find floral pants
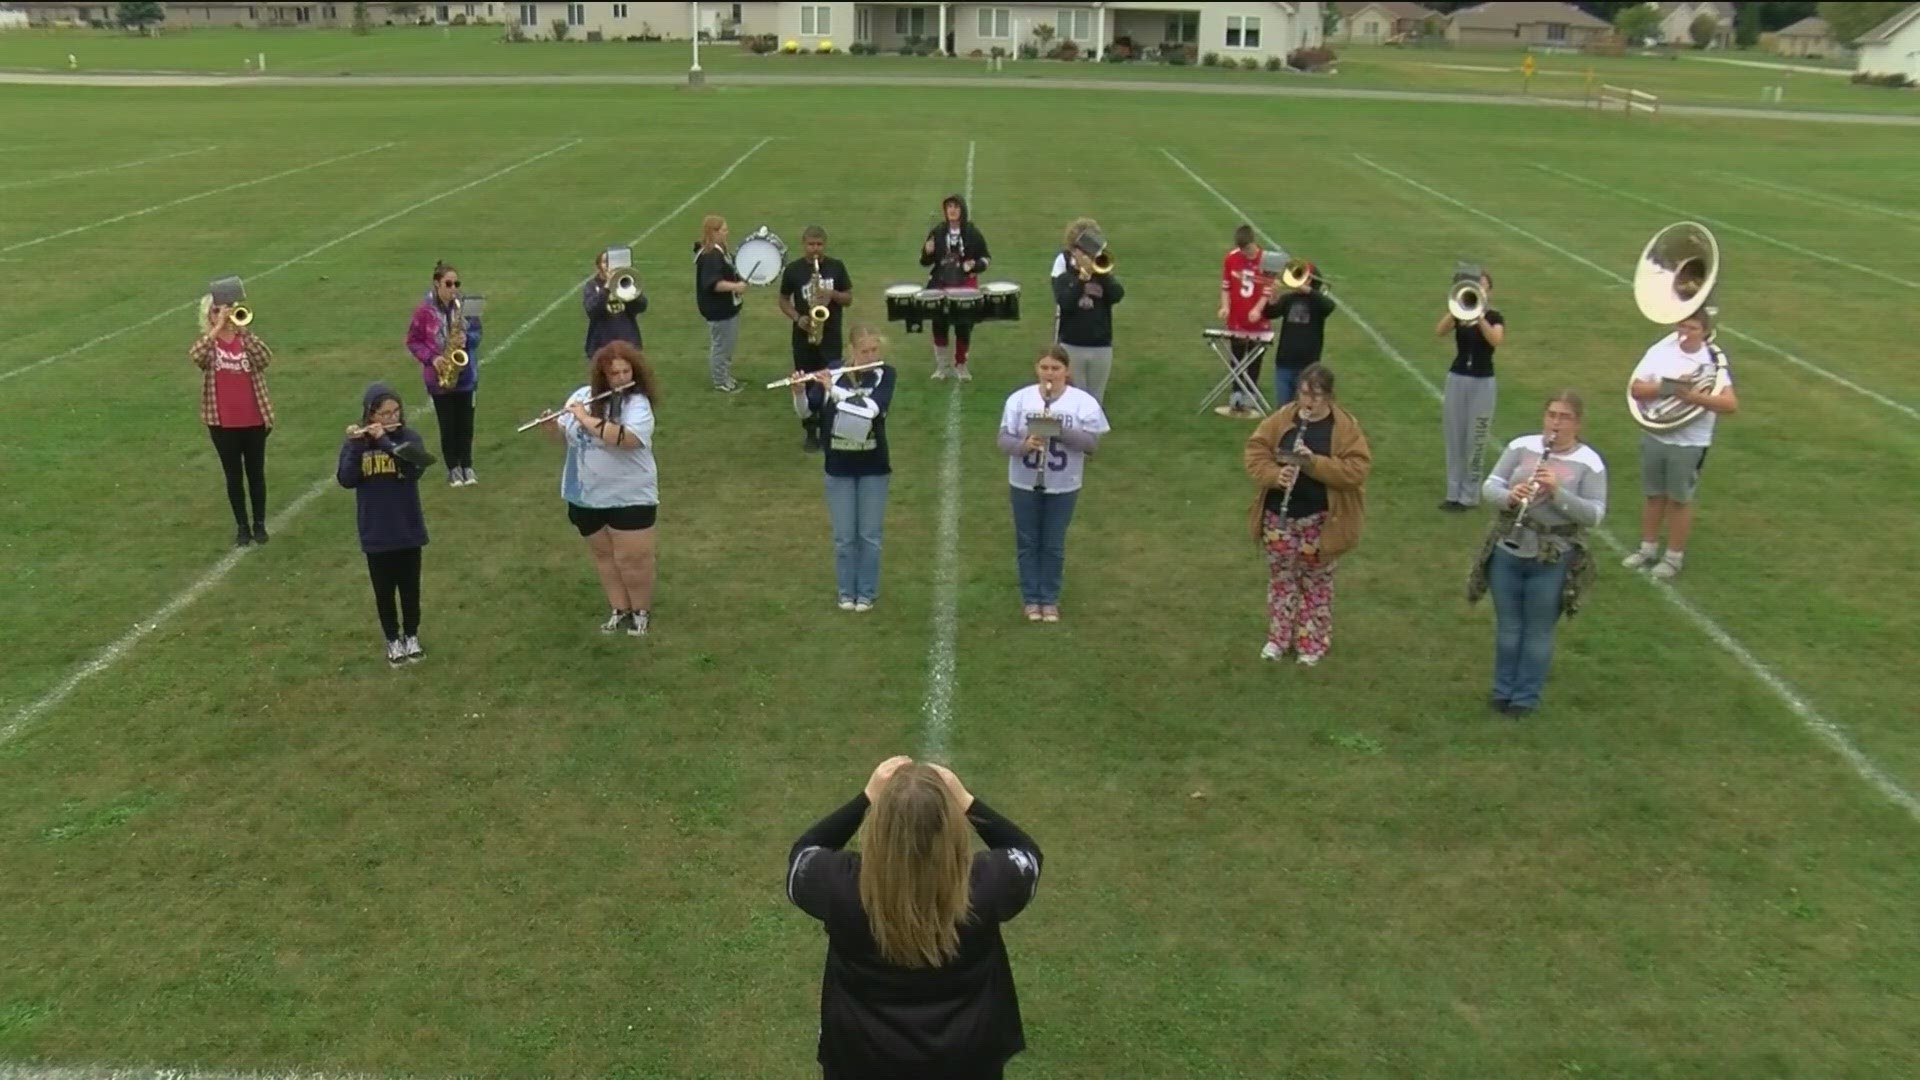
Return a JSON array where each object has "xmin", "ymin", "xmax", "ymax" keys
[{"xmin": 1262, "ymin": 510, "xmax": 1336, "ymax": 659}]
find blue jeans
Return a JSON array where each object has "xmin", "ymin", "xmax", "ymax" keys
[
  {"xmin": 1488, "ymin": 546, "xmax": 1572, "ymax": 710},
  {"xmin": 825, "ymin": 473, "xmax": 888, "ymax": 602},
  {"xmin": 1273, "ymin": 366, "xmax": 1300, "ymax": 408},
  {"xmin": 1009, "ymin": 486, "xmax": 1079, "ymax": 605}
]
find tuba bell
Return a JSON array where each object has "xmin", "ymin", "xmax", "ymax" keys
[
  {"xmin": 1627, "ymin": 221, "xmax": 1729, "ymax": 434},
  {"xmin": 1447, "ymin": 262, "xmax": 1486, "ymax": 324}
]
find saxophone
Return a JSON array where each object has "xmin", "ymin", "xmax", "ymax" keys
[
  {"xmin": 435, "ymin": 298, "xmax": 470, "ymax": 390},
  {"xmin": 804, "ymin": 258, "xmax": 830, "ymax": 347}
]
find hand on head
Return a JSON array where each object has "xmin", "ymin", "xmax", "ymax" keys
[{"xmin": 864, "ymin": 755, "xmax": 973, "ymax": 809}]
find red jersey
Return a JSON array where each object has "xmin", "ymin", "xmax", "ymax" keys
[{"xmin": 1221, "ymin": 247, "xmax": 1271, "ymax": 332}]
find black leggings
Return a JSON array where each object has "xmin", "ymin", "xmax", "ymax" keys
[
  {"xmin": 824, "ymin": 1066, "xmax": 1001, "ymax": 1080},
  {"xmin": 931, "ymin": 314, "xmax": 974, "ymax": 350},
  {"xmin": 431, "ymin": 391, "xmax": 475, "ymax": 470},
  {"xmin": 208, "ymin": 425, "xmax": 267, "ymax": 529},
  {"xmin": 365, "ymin": 547, "xmax": 423, "ymax": 641}
]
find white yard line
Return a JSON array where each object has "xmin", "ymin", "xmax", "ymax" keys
[
  {"xmin": 0, "ymin": 137, "xmax": 771, "ymax": 747},
  {"xmin": 1719, "ymin": 172, "xmax": 1920, "ymax": 229},
  {"xmin": 1350, "ymin": 154, "xmax": 1920, "ymax": 424},
  {"xmin": 1531, "ymin": 163, "xmax": 1919, "ymax": 290},
  {"xmin": 0, "ymin": 143, "xmax": 395, "ymax": 254},
  {"xmin": 1166, "ymin": 148, "xmax": 1920, "ymax": 827},
  {"xmin": 0, "ymin": 139, "xmax": 583, "ymax": 385},
  {"xmin": 919, "ymin": 141, "xmax": 973, "ymax": 763},
  {"xmin": 0, "ymin": 145, "xmax": 219, "ymax": 192},
  {"xmin": 0, "ymin": 1068, "xmax": 400, "ymax": 1080}
]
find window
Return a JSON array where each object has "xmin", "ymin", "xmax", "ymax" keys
[
  {"xmin": 800, "ymin": 4, "xmax": 830, "ymax": 36},
  {"xmin": 612, "ymin": 2, "xmax": 628, "ymax": 17},
  {"xmin": 895, "ymin": 7, "xmax": 927, "ymax": 37},
  {"xmin": 1164, "ymin": 12, "xmax": 1197, "ymax": 44},
  {"xmin": 977, "ymin": 7, "xmax": 1010, "ymax": 39},
  {"xmin": 1225, "ymin": 14, "xmax": 1261, "ymax": 49},
  {"xmin": 436, "ymin": 4, "xmax": 448, "ymax": 21},
  {"xmin": 1056, "ymin": 8, "xmax": 1093, "ymax": 42},
  {"xmin": 1545, "ymin": 22, "xmax": 1567, "ymax": 42},
  {"xmin": 464, "ymin": 3, "xmax": 475, "ymax": 15},
  {"xmin": 567, "ymin": 3, "xmax": 585, "ymax": 27},
  {"xmin": 295, "ymin": 5, "xmax": 310, "ymax": 21},
  {"xmin": 519, "ymin": 3, "xmax": 536, "ymax": 27}
]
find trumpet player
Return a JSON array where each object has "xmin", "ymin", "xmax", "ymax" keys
[
  {"xmin": 584, "ymin": 245, "xmax": 648, "ymax": 368},
  {"xmin": 336, "ymin": 383, "xmax": 433, "ymax": 668},
  {"xmin": 190, "ymin": 279, "xmax": 276, "ymax": 549},
  {"xmin": 405, "ymin": 261, "xmax": 482, "ymax": 486},
  {"xmin": 778, "ymin": 225, "xmax": 854, "ymax": 452},
  {"xmin": 1242, "ymin": 365, "xmax": 1371, "ymax": 666},
  {"xmin": 1435, "ymin": 268, "xmax": 1506, "ymax": 511},
  {"xmin": 1049, "ymin": 217, "xmax": 1124, "ymax": 404},
  {"xmin": 1469, "ymin": 392, "xmax": 1607, "ymax": 717},
  {"xmin": 1623, "ymin": 310, "xmax": 1737, "ymax": 581}
]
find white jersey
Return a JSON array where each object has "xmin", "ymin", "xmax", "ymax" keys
[
  {"xmin": 1631, "ymin": 331, "xmax": 1730, "ymax": 448},
  {"xmin": 999, "ymin": 383, "xmax": 1110, "ymax": 493}
]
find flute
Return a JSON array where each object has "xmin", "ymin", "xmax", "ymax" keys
[
  {"xmin": 345, "ymin": 421, "xmax": 395, "ymax": 440},
  {"xmin": 516, "ymin": 384, "xmax": 630, "ymax": 433},
  {"xmin": 765, "ymin": 361, "xmax": 883, "ymax": 389}
]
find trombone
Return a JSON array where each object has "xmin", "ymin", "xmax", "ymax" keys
[
  {"xmin": 1279, "ymin": 258, "xmax": 1314, "ymax": 291},
  {"xmin": 605, "ymin": 245, "xmax": 641, "ymax": 315},
  {"xmin": 515, "ymin": 383, "xmax": 632, "ymax": 432},
  {"xmin": 1069, "ymin": 229, "xmax": 1114, "ymax": 281},
  {"xmin": 228, "ymin": 304, "xmax": 254, "ymax": 327}
]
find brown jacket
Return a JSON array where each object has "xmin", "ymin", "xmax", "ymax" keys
[{"xmin": 1243, "ymin": 403, "xmax": 1372, "ymax": 563}]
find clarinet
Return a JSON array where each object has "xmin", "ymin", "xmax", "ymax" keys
[
  {"xmin": 1032, "ymin": 385, "xmax": 1053, "ymax": 495},
  {"xmin": 1505, "ymin": 434, "xmax": 1554, "ymax": 542},
  {"xmin": 1275, "ymin": 422, "xmax": 1307, "ymax": 519}
]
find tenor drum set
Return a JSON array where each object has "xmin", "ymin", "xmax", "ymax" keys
[{"xmin": 884, "ymin": 280, "xmax": 1022, "ymax": 332}]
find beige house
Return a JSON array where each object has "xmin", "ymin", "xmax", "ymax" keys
[
  {"xmin": 1331, "ymin": 1, "xmax": 1432, "ymax": 45},
  {"xmin": 1650, "ymin": 1, "xmax": 1732, "ymax": 49},
  {"xmin": 1444, "ymin": 1, "xmax": 1609, "ymax": 48},
  {"xmin": 24, "ymin": 4, "xmax": 431, "ymax": 28},
  {"xmin": 1853, "ymin": 2, "xmax": 1920, "ymax": 82},
  {"xmin": 1771, "ymin": 15, "xmax": 1839, "ymax": 59}
]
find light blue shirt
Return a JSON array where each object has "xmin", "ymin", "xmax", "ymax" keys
[{"xmin": 559, "ymin": 386, "xmax": 657, "ymax": 508}]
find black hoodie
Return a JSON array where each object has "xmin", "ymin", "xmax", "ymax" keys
[
  {"xmin": 335, "ymin": 382, "xmax": 431, "ymax": 554},
  {"xmin": 920, "ymin": 194, "xmax": 991, "ymax": 288}
]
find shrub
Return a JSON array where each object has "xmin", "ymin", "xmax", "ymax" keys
[
  {"xmin": 1237, "ymin": 56, "xmax": 1259, "ymax": 69},
  {"xmin": 816, "ymin": 40, "xmax": 833, "ymax": 53},
  {"xmin": 1287, "ymin": 45, "xmax": 1337, "ymax": 70},
  {"xmin": 1201, "ymin": 51, "xmax": 1221, "ymax": 66},
  {"xmin": 550, "ymin": 18, "xmax": 567, "ymax": 41},
  {"xmin": 989, "ymin": 45, "xmax": 1007, "ymax": 59},
  {"xmin": 744, "ymin": 33, "xmax": 776, "ymax": 53},
  {"xmin": 449, "ymin": 12, "xmax": 465, "ymax": 25},
  {"xmin": 968, "ymin": 48, "xmax": 984, "ymax": 58},
  {"xmin": 781, "ymin": 38, "xmax": 799, "ymax": 53},
  {"xmin": 1018, "ymin": 43, "xmax": 1039, "ymax": 59},
  {"xmin": 1265, "ymin": 55, "xmax": 1284, "ymax": 71},
  {"xmin": 1159, "ymin": 41, "xmax": 1196, "ymax": 65}
]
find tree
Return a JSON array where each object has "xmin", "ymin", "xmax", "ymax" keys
[
  {"xmin": 351, "ymin": 0, "xmax": 371, "ymax": 35},
  {"xmin": 1736, "ymin": 3, "xmax": 1761, "ymax": 48},
  {"xmin": 1689, "ymin": 11, "xmax": 1719, "ymax": 47},
  {"xmin": 1817, "ymin": 1, "xmax": 1907, "ymax": 48},
  {"xmin": 1614, "ymin": 4, "xmax": 1662, "ymax": 46},
  {"xmin": 118, "ymin": 1, "xmax": 163, "ymax": 30}
]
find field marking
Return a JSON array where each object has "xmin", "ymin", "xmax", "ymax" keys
[
  {"xmin": 919, "ymin": 141, "xmax": 972, "ymax": 764},
  {"xmin": 0, "ymin": 137, "xmax": 770, "ymax": 747},
  {"xmin": 0, "ymin": 143, "xmax": 395, "ymax": 254},
  {"xmin": 0, "ymin": 145, "xmax": 219, "ymax": 192},
  {"xmin": 1531, "ymin": 163, "xmax": 1920, "ymax": 290},
  {"xmin": 1350, "ymin": 154, "xmax": 1920, "ymax": 424},
  {"xmin": 1165, "ymin": 149, "xmax": 1920, "ymax": 827},
  {"xmin": 0, "ymin": 139, "xmax": 584, "ymax": 385},
  {"xmin": 1719, "ymin": 172, "xmax": 1920, "ymax": 229},
  {"xmin": 0, "ymin": 1067, "xmax": 398, "ymax": 1080}
]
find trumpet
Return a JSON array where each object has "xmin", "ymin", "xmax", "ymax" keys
[
  {"xmin": 515, "ymin": 383, "xmax": 632, "ymax": 432},
  {"xmin": 766, "ymin": 361, "xmax": 883, "ymax": 390},
  {"xmin": 804, "ymin": 258, "xmax": 830, "ymax": 346}
]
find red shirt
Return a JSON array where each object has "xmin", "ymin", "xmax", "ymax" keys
[
  {"xmin": 211, "ymin": 337, "xmax": 266, "ymax": 429},
  {"xmin": 1222, "ymin": 247, "xmax": 1271, "ymax": 333}
]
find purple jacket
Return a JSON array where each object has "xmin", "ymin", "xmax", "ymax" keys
[{"xmin": 405, "ymin": 292, "xmax": 481, "ymax": 395}]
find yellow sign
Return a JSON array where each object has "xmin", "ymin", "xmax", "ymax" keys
[{"xmin": 1522, "ymin": 54, "xmax": 1536, "ymax": 77}]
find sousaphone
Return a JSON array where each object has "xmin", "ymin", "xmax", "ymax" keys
[{"xmin": 1628, "ymin": 222, "xmax": 1729, "ymax": 434}]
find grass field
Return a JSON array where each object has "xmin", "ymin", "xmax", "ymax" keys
[
  {"xmin": 3, "ymin": 69, "xmax": 1920, "ymax": 1080},
  {"xmin": 2, "ymin": 27, "xmax": 1918, "ymax": 117}
]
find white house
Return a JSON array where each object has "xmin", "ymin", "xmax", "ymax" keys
[
  {"xmin": 1853, "ymin": 2, "xmax": 1920, "ymax": 82},
  {"xmin": 1651, "ymin": 1, "xmax": 1733, "ymax": 49}
]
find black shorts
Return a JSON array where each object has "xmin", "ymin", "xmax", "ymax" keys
[{"xmin": 567, "ymin": 502, "xmax": 657, "ymax": 536}]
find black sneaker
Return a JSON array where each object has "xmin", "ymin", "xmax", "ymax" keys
[
  {"xmin": 234, "ymin": 526, "xmax": 252, "ymax": 548},
  {"xmin": 251, "ymin": 523, "xmax": 269, "ymax": 545}
]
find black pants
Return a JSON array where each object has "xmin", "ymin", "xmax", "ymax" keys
[
  {"xmin": 931, "ymin": 314, "xmax": 974, "ymax": 351},
  {"xmin": 208, "ymin": 424, "xmax": 268, "ymax": 529},
  {"xmin": 365, "ymin": 547, "xmax": 423, "ymax": 641},
  {"xmin": 431, "ymin": 391, "xmax": 475, "ymax": 470},
  {"xmin": 1231, "ymin": 336, "xmax": 1265, "ymax": 390},
  {"xmin": 823, "ymin": 1067, "xmax": 1002, "ymax": 1080}
]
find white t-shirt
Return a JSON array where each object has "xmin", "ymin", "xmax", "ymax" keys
[
  {"xmin": 1631, "ymin": 331, "xmax": 1729, "ymax": 447},
  {"xmin": 999, "ymin": 383, "xmax": 1110, "ymax": 493},
  {"xmin": 558, "ymin": 386, "xmax": 658, "ymax": 508}
]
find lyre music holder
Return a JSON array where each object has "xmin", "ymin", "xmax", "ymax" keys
[{"xmin": 1197, "ymin": 328, "xmax": 1275, "ymax": 417}]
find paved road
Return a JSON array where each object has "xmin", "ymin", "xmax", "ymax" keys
[{"xmin": 3, "ymin": 68, "xmax": 1918, "ymax": 126}]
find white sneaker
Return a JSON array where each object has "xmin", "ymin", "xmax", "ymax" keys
[
  {"xmin": 853, "ymin": 600, "xmax": 873, "ymax": 613},
  {"xmin": 627, "ymin": 610, "xmax": 650, "ymax": 637},
  {"xmin": 448, "ymin": 468, "xmax": 463, "ymax": 487},
  {"xmin": 385, "ymin": 639, "xmax": 406, "ymax": 667},
  {"xmin": 1622, "ymin": 547, "xmax": 1660, "ymax": 570},
  {"xmin": 1260, "ymin": 642, "xmax": 1283, "ymax": 661},
  {"xmin": 930, "ymin": 366, "xmax": 950, "ymax": 380},
  {"xmin": 1296, "ymin": 653, "xmax": 1321, "ymax": 667},
  {"xmin": 402, "ymin": 635, "xmax": 424, "ymax": 661},
  {"xmin": 461, "ymin": 467, "xmax": 477, "ymax": 485},
  {"xmin": 954, "ymin": 366, "xmax": 972, "ymax": 382},
  {"xmin": 1650, "ymin": 558, "xmax": 1681, "ymax": 581},
  {"xmin": 601, "ymin": 609, "xmax": 627, "ymax": 633},
  {"xmin": 838, "ymin": 598, "xmax": 856, "ymax": 611}
]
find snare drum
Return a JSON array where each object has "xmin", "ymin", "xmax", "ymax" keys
[
  {"xmin": 734, "ymin": 226, "xmax": 788, "ymax": 287},
  {"xmin": 913, "ymin": 288, "xmax": 949, "ymax": 318},
  {"xmin": 943, "ymin": 287, "xmax": 984, "ymax": 319},
  {"xmin": 884, "ymin": 283, "xmax": 923, "ymax": 325},
  {"xmin": 981, "ymin": 281, "xmax": 1021, "ymax": 322}
]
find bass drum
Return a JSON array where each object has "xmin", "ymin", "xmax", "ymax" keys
[
  {"xmin": 734, "ymin": 226, "xmax": 788, "ymax": 287},
  {"xmin": 981, "ymin": 280, "xmax": 1021, "ymax": 322}
]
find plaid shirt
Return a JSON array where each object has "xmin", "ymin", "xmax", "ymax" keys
[{"xmin": 191, "ymin": 330, "xmax": 275, "ymax": 429}]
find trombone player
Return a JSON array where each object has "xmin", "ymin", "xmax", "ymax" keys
[
  {"xmin": 583, "ymin": 244, "xmax": 648, "ymax": 374},
  {"xmin": 1050, "ymin": 217, "xmax": 1125, "ymax": 404},
  {"xmin": 1434, "ymin": 264, "xmax": 1506, "ymax": 511}
]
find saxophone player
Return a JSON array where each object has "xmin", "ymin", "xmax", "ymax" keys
[
  {"xmin": 405, "ymin": 261, "xmax": 482, "ymax": 487},
  {"xmin": 778, "ymin": 225, "xmax": 854, "ymax": 452}
]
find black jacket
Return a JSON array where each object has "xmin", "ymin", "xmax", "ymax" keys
[
  {"xmin": 1051, "ymin": 250, "xmax": 1125, "ymax": 347},
  {"xmin": 693, "ymin": 244, "xmax": 744, "ymax": 323},
  {"xmin": 787, "ymin": 793, "xmax": 1043, "ymax": 1079},
  {"xmin": 920, "ymin": 194, "xmax": 991, "ymax": 288},
  {"xmin": 582, "ymin": 276, "xmax": 647, "ymax": 359}
]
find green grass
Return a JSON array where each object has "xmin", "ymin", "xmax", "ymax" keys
[
  {"xmin": 2, "ymin": 80, "xmax": 1920, "ymax": 1079},
  {"xmin": 2, "ymin": 27, "xmax": 1917, "ymax": 116}
]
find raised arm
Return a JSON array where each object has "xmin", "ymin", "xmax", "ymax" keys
[
  {"xmin": 968, "ymin": 798, "xmax": 1044, "ymax": 922},
  {"xmin": 785, "ymin": 792, "xmax": 869, "ymax": 921}
]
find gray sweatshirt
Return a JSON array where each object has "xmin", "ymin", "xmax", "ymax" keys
[{"xmin": 1481, "ymin": 434, "xmax": 1608, "ymax": 559}]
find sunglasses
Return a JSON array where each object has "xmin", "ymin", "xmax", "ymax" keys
[{"xmin": 443, "ymin": 280, "xmax": 461, "ymax": 288}]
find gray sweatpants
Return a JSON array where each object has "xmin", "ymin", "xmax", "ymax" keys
[
  {"xmin": 707, "ymin": 315, "xmax": 740, "ymax": 387},
  {"xmin": 1443, "ymin": 372, "xmax": 1497, "ymax": 505},
  {"xmin": 1062, "ymin": 343, "xmax": 1113, "ymax": 404}
]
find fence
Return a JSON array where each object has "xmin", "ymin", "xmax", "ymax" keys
[{"xmin": 1590, "ymin": 83, "xmax": 1660, "ymax": 117}]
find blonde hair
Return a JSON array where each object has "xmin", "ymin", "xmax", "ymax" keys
[
  {"xmin": 699, "ymin": 214, "xmax": 726, "ymax": 249},
  {"xmin": 1546, "ymin": 389, "xmax": 1586, "ymax": 420},
  {"xmin": 196, "ymin": 294, "xmax": 213, "ymax": 328},
  {"xmin": 858, "ymin": 764, "xmax": 974, "ymax": 969},
  {"xmin": 850, "ymin": 325, "xmax": 888, "ymax": 353},
  {"xmin": 1063, "ymin": 217, "xmax": 1100, "ymax": 248}
]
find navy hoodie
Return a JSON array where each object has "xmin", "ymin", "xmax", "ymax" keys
[{"xmin": 336, "ymin": 382, "xmax": 430, "ymax": 554}]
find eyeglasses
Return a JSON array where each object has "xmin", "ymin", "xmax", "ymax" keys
[{"xmin": 443, "ymin": 281, "xmax": 461, "ymax": 288}]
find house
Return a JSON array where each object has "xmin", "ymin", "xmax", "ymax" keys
[
  {"xmin": 1651, "ymin": 1, "xmax": 1733, "ymax": 49},
  {"xmin": 24, "ymin": 4, "xmax": 432, "ymax": 28},
  {"xmin": 1331, "ymin": 1, "xmax": 1433, "ymax": 45},
  {"xmin": 1444, "ymin": 1, "xmax": 1609, "ymax": 49},
  {"xmin": 1853, "ymin": 2, "xmax": 1920, "ymax": 82},
  {"xmin": 1771, "ymin": 15, "xmax": 1840, "ymax": 59}
]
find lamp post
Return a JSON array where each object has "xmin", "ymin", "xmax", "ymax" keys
[{"xmin": 688, "ymin": 1, "xmax": 705, "ymax": 87}]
